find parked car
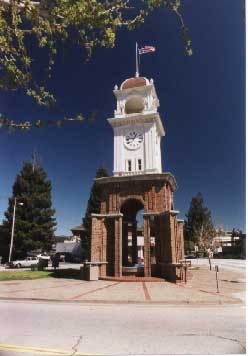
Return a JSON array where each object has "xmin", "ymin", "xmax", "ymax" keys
[
  {"xmin": 37, "ymin": 254, "xmax": 51, "ymax": 262},
  {"xmin": 59, "ymin": 254, "xmax": 65, "ymax": 262},
  {"xmin": 184, "ymin": 254, "xmax": 196, "ymax": 259},
  {"xmin": 11, "ymin": 256, "xmax": 39, "ymax": 268}
]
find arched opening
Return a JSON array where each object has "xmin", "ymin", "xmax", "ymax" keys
[
  {"xmin": 136, "ymin": 211, "xmax": 156, "ymax": 266},
  {"xmin": 125, "ymin": 96, "xmax": 144, "ymax": 114},
  {"xmin": 136, "ymin": 210, "xmax": 145, "ymax": 263},
  {"xmin": 121, "ymin": 198, "xmax": 144, "ymax": 221},
  {"xmin": 120, "ymin": 198, "xmax": 145, "ymax": 275}
]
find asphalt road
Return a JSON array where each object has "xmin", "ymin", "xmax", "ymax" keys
[
  {"xmin": 191, "ymin": 258, "xmax": 246, "ymax": 271},
  {"xmin": 0, "ymin": 300, "xmax": 245, "ymax": 355}
]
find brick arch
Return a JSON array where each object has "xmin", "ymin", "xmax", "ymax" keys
[
  {"xmin": 119, "ymin": 195, "xmax": 145, "ymax": 211},
  {"xmin": 120, "ymin": 197, "xmax": 145, "ymax": 222}
]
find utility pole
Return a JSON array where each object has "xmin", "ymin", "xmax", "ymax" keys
[{"xmin": 9, "ymin": 198, "xmax": 23, "ymax": 263}]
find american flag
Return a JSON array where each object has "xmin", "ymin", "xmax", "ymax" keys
[{"xmin": 138, "ymin": 46, "xmax": 156, "ymax": 55}]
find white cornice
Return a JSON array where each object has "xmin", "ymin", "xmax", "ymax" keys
[
  {"xmin": 91, "ymin": 213, "xmax": 123, "ymax": 218},
  {"xmin": 107, "ymin": 112, "xmax": 165, "ymax": 136},
  {"xmin": 170, "ymin": 210, "xmax": 180, "ymax": 215}
]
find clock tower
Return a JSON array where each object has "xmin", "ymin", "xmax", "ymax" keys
[
  {"xmin": 89, "ymin": 74, "xmax": 185, "ymax": 283},
  {"xmin": 108, "ymin": 76, "xmax": 164, "ymax": 176}
]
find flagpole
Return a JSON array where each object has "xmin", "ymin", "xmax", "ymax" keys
[{"xmin": 135, "ymin": 42, "xmax": 139, "ymax": 77}]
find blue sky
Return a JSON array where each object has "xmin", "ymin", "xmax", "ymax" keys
[{"xmin": 0, "ymin": 0, "xmax": 245, "ymax": 235}]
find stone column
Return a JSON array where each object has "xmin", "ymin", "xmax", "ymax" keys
[
  {"xmin": 154, "ymin": 215, "xmax": 161, "ymax": 264},
  {"xmin": 99, "ymin": 219, "xmax": 107, "ymax": 277},
  {"xmin": 114, "ymin": 215, "xmax": 122, "ymax": 277},
  {"xmin": 131, "ymin": 221, "xmax": 138, "ymax": 265},
  {"xmin": 91, "ymin": 215, "xmax": 103, "ymax": 262},
  {"xmin": 157, "ymin": 212, "xmax": 177, "ymax": 264},
  {"xmin": 176, "ymin": 220, "xmax": 184, "ymax": 261},
  {"xmin": 169, "ymin": 214, "xmax": 177, "ymax": 264},
  {"xmin": 122, "ymin": 221, "xmax": 129, "ymax": 266},
  {"xmin": 143, "ymin": 215, "xmax": 151, "ymax": 277}
]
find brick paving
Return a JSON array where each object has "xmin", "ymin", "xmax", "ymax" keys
[{"xmin": 0, "ymin": 264, "xmax": 245, "ymax": 304}]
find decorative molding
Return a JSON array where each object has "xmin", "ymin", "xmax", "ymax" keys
[
  {"xmin": 143, "ymin": 212, "xmax": 160, "ymax": 216},
  {"xmin": 170, "ymin": 210, "xmax": 180, "ymax": 215},
  {"xmin": 91, "ymin": 213, "xmax": 123, "ymax": 218},
  {"xmin": 108, "ymin": 112, "xmax": 165, "ymax": 136},
  {"xmin": 95, "ymin": 173, "xmax": 178, "ymax": 192}
]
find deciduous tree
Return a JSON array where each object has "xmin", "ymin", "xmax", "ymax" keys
[
  {"xmin": 0, "ymin": 0, "xmax": 192, "ymax": 128},
  {"xmin": 184, "ymin": 192, "xmax": 215, "ymax": 249}
]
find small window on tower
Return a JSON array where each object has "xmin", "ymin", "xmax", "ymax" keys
[
  {"xmin": 128, "ymin": 160, "xmax": 132, "ymax": 172},
  {"xmin": 138, "ymin": 159, "xmax": 142, "ymax": 171}
]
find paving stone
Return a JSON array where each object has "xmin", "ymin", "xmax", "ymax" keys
[{"xmin": 0, "ymin": 264, "xmax": 245, "ymax": 304}]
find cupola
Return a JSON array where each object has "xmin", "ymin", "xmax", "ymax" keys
[
  {"xmin": 113, "ymin": 77, "xmax": 159, "ymax": 118},
  {"xmin": 121, "ymin": 77, "xmax": 149, "ymax": 90}
]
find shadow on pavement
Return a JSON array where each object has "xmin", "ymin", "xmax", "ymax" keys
[{"xmin": 50, "ymin": 268, "xmax": 81, "ymax": 280}]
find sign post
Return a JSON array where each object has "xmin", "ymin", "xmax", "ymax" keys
[
  {"xmin": 208, "ymin": 255, "xmax": 212, "ymax": 270},
  {"xmin": 215, "ymin": 265, "xmax": 219, "ymax": 293},
  {"xmin": 194, "ymin": 245, "xmax": 198, "ymax": 263},
  {"xmin": 184, "ymin": 265, "xmax": 187, "ymax": 284},
  {"xmin": 208, "ymin": 250, "xmax": 213, "ymax": 270}
]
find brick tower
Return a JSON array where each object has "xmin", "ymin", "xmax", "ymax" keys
[{"xmin": 90, "ymin": 75, "xmax": 184, "ymax": 282}]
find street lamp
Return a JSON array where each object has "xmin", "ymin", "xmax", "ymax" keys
[{"xmin": 8, "ymin": 197, "xmax": 24, "ymax": 263}]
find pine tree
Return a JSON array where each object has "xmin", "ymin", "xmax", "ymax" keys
[
  {"xmin": 1, "ymin": 161, "xmax": 56, "ymax": 261},
  {"xmin": 184, "ymin": 193, "xmax": 215, "ymax": 249},
  {"xmin": 83, "ymin": 167, "xmax": 109, "ymax": 255}
]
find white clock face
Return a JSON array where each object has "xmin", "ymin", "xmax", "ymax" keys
[{"xmin": 124, "ymin": 131, "xmax": 143, "ymax": 149}]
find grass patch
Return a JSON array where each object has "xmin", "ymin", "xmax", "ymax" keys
[
  {"xmin": 0, "ymin": 270, "xmax": 53, "ymax": 281},
  {"xmin": 0, "ymin": 268, "xmax": 81, "ymax": 281},
  {"xmin": 189, "ymin": 266, "xmax": 201, "ymax": 270}
]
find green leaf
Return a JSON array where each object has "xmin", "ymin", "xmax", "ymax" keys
[
  {"xmin": 75, "ymin": 113, "xmax": 84, "ymax": 121},
  {"xmin": 35, "ymin": 120, "xmax": 45, "ymax": 128},
  {"xmin": 56, "ymin": 120, "xmax": 62, "ymax": 128},
  {"xmin": 88, "ymin": 110, "xmax": 98, "ymax": 122}
]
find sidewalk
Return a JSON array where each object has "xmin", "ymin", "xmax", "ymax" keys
[{"xmin": 0, "ymin": 264, "xmax": 245, "ymax": 304}]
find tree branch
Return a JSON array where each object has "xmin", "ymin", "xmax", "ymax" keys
[{"xmin": 0, "ymin": 0, "xmax": 39, "ymax": 7}]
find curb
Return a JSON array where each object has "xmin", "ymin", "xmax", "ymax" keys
[
  {"xmin": 0, "ymin": 296, "xmax": 243, "ymax": 306},
  {"xmin": 0, "ymin": 343, "xmax": 98, "ymax": 356}
]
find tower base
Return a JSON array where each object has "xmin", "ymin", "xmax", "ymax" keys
[{"xmin": 90, "ymin": 174, "xmax": 185, "ymax": 283}]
